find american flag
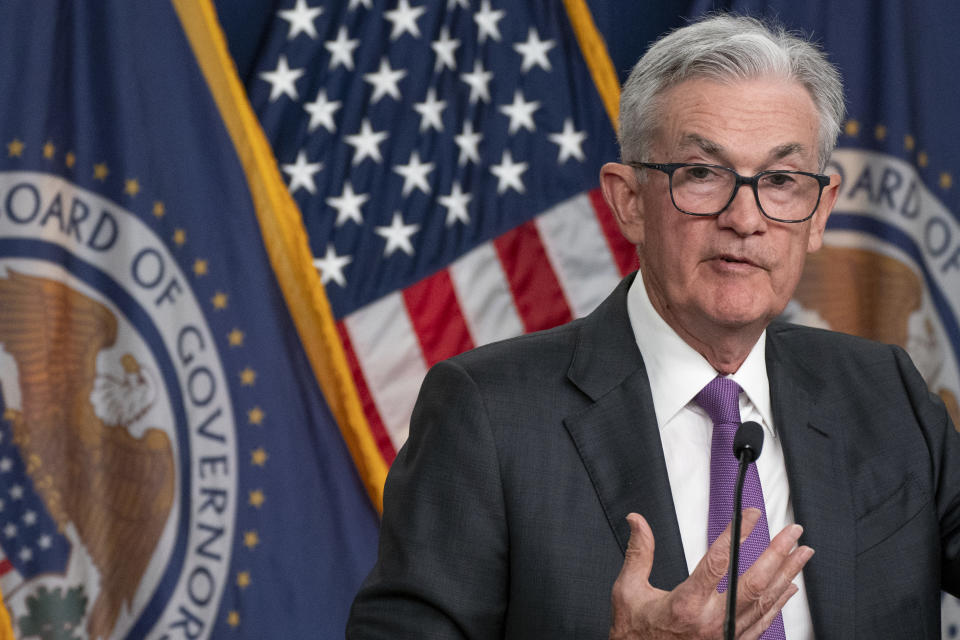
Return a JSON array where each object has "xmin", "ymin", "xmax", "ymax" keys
[{"xmin": 247, "ymin": 0, "xmax": 635, "ymax": 486}]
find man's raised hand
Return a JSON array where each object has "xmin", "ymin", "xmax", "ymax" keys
[{"xmin": 609, "ymin": 510, "xmax": 813, "ymax": 639}]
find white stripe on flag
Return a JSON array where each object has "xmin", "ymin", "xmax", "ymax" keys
[
  {"xmin": 449, "ymin": 243, "xmax": 525, "ymax": 346},
  {"xmin": 344, "ymin": 292, "xmax": 427, "ymax": 449},
  {"xmin": 535, "ymin": 193, "xmax": 623, "ymax": 318}
]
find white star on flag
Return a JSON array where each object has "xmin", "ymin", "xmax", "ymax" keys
[
  {"xmin": 278, "ymin": 0, "xmax": 323, "ymax": 40},
  {"xmin": 325, "ymin": 25, "xmax": 360, "ymax": 70},
  {"xmin": 22, "ymin": 510, "xmax": 37, "ymax": 525},
  {"xmin": 394, "ymin": 151, "xmax": 435, "ymax": 196},
  {"xmin": 349, "ymin": 0, "xmax": 372, "ymax": 9},
  {"xmin": 447, "ymin": 0, "xmax": 469, "ymax": 8},
  {"xmin": 514, "ymin": 28, "xmax": 556, "ymax": 72},
  {"xmin": 490, "ymin": 149, "xmax": 528, "ymax": 194},
  {"xmin": 375, "ymin": 212, "xmax": 420, "ymax": 257},
  {"xmin": 548, "ymin": 118, "xmax": 588, "ymax": 163},
  {"xmin": 345, "ymin": 119, "xmax": 389, "ymax": 164},
  {"xmin": 282, "ymin": 150, "xmax": 323, "ymax": 194},
  {"xmin": 327, "ymin": 181, "xmax": 369, "ymax": 226},
  {"xmin": 414, "ymin": 88, "xmax": 447, "ymax": 132},
  {"xmin": 498, "ymin": 89, "xmax": 540, "ymax": 134},
  {"xmin": 432, "ymin": 26, "xmax": 460, "ymax": 72},
  {"xmin": 259, "ymin": 55, "xmax": 305, "ymax": 102},
  {"xmin": 439, "ymin": 181, "xmax": 472, "ymax": 226},
  {"xmin": 363, "ymin": 57, "xmax": 407, "ymax": 103},
  {"xmin": 384, "ymin": 0, "xmax": 426, "ymax": 41},
  {"xmin": 454, "ymin": 121, "xmax": 482, "ymax": 166},
  {"xmin": 314, "ymin": 244, "xmax": 353, "ymax": 287},
  {"xmin": 304, "ymin": 89, "xmax": 341, "ymax": 133},
  {"xmin": 474, "ymin": 0, "xmax": 505, "ymax": 43},
  {"xmin": 460, "ymin": 60, "xmax": 493, "ymax": 104}
]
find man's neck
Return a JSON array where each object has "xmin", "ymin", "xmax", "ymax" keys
[{"xmin": 644, "ymin": 281, "xmax": 766, "ymax": 375}]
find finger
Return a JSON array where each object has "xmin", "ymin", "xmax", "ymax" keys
[
  {"xmin": 619, "ymin": 513, "xmax": 656, "ymax": 584},
  {"xmin": 752, "ymin": 545, "xmax": 814, "ymax": 603},
  {"xmin": 735, "ymin": 527, "xmax": 813, "ymax": 630},
  {"xmin": 688, "ymin": 508, "xmax": 761, "ymax": 597},
  {"xmin": 739, "ymin": 524, "xmax": 807, "ymax": 595},
  {"xmin": 737, "ymin": 582, "xmax": 799, "ymax": 640}
]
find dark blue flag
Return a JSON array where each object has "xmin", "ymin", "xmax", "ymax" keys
[{"xmin": 0, "ymin": 1, "xmax": 379, "ymax": 637}]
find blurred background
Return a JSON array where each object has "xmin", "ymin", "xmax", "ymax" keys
[{"xmin": 0, "ymin": 0, "xmax": 957, "ymax": 637}]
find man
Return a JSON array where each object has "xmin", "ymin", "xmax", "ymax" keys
[{"xmin": 348, "ymin": 14, "xmax": 960, "ymax": 638}]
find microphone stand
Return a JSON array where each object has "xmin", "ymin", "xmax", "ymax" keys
[
  {"xmin": 724, "ymin": 454, "xmax": 751, "ymax": 640},
  {"xmin": 724, "ymin": 420, "xmax": 763, "ymax": 640}
]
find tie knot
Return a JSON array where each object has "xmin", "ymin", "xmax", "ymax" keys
[{"xmin": 695, "ymin": 376, "xmax": 742, "ymax": 426}]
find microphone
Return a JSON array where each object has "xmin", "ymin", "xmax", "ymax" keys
[{"xmin": 724, "ymin": 421, "xmax": 765, "ymax": 640}]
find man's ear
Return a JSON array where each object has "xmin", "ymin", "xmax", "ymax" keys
[
  {"xmin": 807, "ymin": 173, "xmax": 841, "ymax": 252},
  {"xmin": 599, "ymin": 162, "xmax": 645, "ymax": 246}
]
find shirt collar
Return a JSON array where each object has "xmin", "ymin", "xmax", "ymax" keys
[{"xmin": 626, "ymin": 273, "xmax": 775, "ymax": 438}]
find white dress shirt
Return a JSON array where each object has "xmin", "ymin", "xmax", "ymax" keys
[{"xmin": 626, "ymin": 274, "xmax": 815, "ymax": 639}]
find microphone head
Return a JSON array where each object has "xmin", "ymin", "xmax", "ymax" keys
[{"xmin": 733, "ymin": 421, "xmax": 764, "ymax": 463}]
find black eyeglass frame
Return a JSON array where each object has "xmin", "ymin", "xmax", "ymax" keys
[{"xmin": 628, "ymin": 161, "xmax": 831, "ymax": 224}]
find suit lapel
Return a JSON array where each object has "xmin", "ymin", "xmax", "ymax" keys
[
  {"xmin": 563, "ymin": 275, "xmax": 689, "ymax": 589},
  {"xmin": 767, "ymin": 327, "xmax": 855, "ymax": 638}
]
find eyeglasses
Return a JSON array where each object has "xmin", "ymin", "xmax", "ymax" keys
[{"xmin": 628, "ymin": 162, "xmax": 831, "ymax": 223}]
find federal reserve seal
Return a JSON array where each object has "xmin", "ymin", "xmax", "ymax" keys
[
  {"xmin": 785, "ymin": 147, "xmax": 960, "ymax": 428},
  {"xmin": 0, "ymin": 171, "xmax": 237, "ymax": 638}
]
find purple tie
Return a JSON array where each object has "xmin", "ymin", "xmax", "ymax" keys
[{"xmin": 697, "ymin": 376, "xmax": 786, "ymax": 639}]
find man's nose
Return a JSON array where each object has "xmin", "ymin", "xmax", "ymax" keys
[{"xmin": 718, "ymin": 181, "xmax": 767, "ymax": 236}]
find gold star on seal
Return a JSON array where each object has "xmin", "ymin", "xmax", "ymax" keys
[
  {"xmin": 124, "ymin": 178, "xmax": 140, "ymax": 197},
  {"xmin": 43, "ymin": 141, "xmax": 56, "ymax": 159},
  {"xmin": 93, "ymin": 162, "xmax": 109, "ymax": 181},
  {"xmin": 248, "ymin": 406, "xmax": 265, "ymax": 425},
  {"xmin": 172, "ymin": 228, "xmax": 186, "ymax": 246},
  {"xmin": 940, "ymin": 172, "xmax": 953, "ymax": 190},
  {"xmin": 240, "ymin": 367, "xmax": 256, "ymax": 386},
  {"xmin": 228, "ymin": 328, "xmax": 245, "ymax": 347},
  {"xmin": 7, "ymin": 139, "xmax": 24, "ymax": 157},
  {"xmin": 874, "ymin": 124, "xmax": 887, "ymax": 141},
  {"xmin": 251, "ymin": 448, "xmax": 268, "ymax": 466},
  {"xmin": 152, "ymin": 201, "xmax": 165, "ymax": 217},
  {"xmin": 917, "ymin": 151, "xmax": 929, "ymax": 168},
  {"xmin": 844, "ymin": 120, "xmax": 859, "ymax": 137},
  {"xmin": 212, "ymin": 291, "xmax": 229, "ymax": 310},
  {"xmin": 193, "ymin": 259, "xmax": 208, "ymax": 276},
  {"xmin": 65, "ymin": 151, "xmax": 76, "ymax": 168},
  {"xmin": 3, "ymin": 408, "xmax": 15, "ymax": 422},
  {"xmin": 237, "ymin": 571, "xmax": 251, "ymax": 589},
  {"xmin": 227, "ymin": 611, "xmax": 240, "ymax": 627},
  {"xmin": 249, "ymin": 489, "xmax": 265, "ymax": 508},
  {"xmin": 244, "ymin": 530, "xmax": 260, "ymax": 549},
  {"xmin": 904, "ymin": 134, "xmax": 916, "ymax": 151}
]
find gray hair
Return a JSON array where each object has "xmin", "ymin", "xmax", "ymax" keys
[{"xmin": 618, "ymin": 14, "xmax": 845, "ymax": 171}]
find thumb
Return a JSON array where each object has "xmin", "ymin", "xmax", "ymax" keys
[{"xmin": 620, "ymin": 513, "xmax": 655, "ymax": 583}]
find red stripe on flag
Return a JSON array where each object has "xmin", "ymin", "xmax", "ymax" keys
[
  {"xmin": 337, "ymin": 321, "xmax": 397, "ymax": 465},
  {"xmin": 494, "ymin": 220, "xmax": 573, "ymax": 332},
  {"xmin": 589, "ymin": 188, "xmax": 638, "ymax": 276},
  {"xmin": 0, "ymin": 557, "xmax": 11, "ymax": 576},
  {"xmin": 403, "ymin": 269, "xmax": 475, "ymax": 367}
]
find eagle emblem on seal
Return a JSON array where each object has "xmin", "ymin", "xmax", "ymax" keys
[{"xmin": 0, "ymin": 270, "xmax": 175, "ymax": 640}]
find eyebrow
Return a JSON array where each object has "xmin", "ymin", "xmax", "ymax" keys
[{"xmin": 677, "ymin": 134, "xmax": 810, "ymax": 164}]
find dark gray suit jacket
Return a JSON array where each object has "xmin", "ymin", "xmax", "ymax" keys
[{"xmin": 348, "ymin": 273, "xmax": 960, "ymax": 638}]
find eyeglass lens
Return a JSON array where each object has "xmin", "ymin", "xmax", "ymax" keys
[{"xmin": 671, "ymin": 165, "xmax": 821, "ymax": 221}]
